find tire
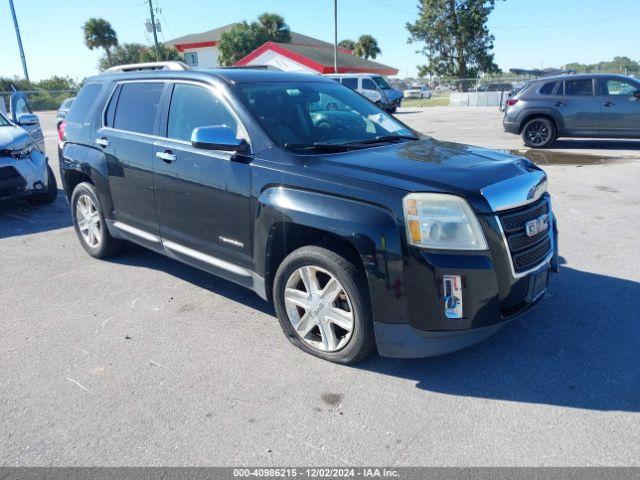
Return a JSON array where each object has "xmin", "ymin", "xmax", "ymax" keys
[
  {"xmin": 28, "ymin": 165, "xmax": 58, "ymax": 206},
  {"xmin": 71, "ymin": 182, "xmax": 123, "ymax": 258},
  {"xmin": 273, "ymin": 246, "xmax": 375, "ymax": 364},
  {"xmin": 521, "ymin": 117, "xmax": 557, "ymax": 148}
]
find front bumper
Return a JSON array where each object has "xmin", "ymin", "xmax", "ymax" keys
[
  {"xmin": 0, "ymin": 150, "xmax": 49, "ymax": 202},
  {"xmin": 374, "ymin": 198, "xmax": 558, "ymax": 358}
]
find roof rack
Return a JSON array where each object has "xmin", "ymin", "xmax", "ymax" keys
[{"xmin": 104, "ymin": 61, "xmax": 191, "ymax": 73}]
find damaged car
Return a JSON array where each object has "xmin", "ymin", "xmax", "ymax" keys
[{"xmin": 0, "ymin": 92, "xmax": 57, "ymax": 205}]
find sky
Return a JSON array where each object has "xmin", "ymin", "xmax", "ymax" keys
[{"xmin": 1, "ymin": 0, "xmax": 639, "ymax": 82}]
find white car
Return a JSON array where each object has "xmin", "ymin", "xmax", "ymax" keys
[
  {"xmin": 0, "ymin": 92, "xmax": 57, "ymax": 205},
  {"xmin": 403, "ymin": 84, "xmax": 432, "ymax": 99}
]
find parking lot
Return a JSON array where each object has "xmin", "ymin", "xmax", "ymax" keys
[{"xmin": 1, "ymin": 108, "xmax": 639, "ymax": 466}]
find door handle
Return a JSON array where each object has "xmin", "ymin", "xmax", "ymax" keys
[
  {"xmin": 95, "ymin": 137, "xmax": 109, "ymax": 147},
  {"xmin": 156, "ymin": 150, "xmax": 176, "ymax": 163},
  {"xmin": 604, "ymin": 101, "xmax": 615, "ymax": 107}
]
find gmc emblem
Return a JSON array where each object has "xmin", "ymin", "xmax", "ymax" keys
[{"xmin": 525, "ymin": 214, "xmax": 550, "ymax": 237}]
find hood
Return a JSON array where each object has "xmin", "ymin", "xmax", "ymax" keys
[
  {"xmin": 383, "ymin": 88, "xmax": 403, "ymax": 101},
  {"xmin": 0, "ymin": 125, "xmax": 31, "ymax": 151},
  {"xmin": 305, "ymin": 137, "xmax": 545, "ymax": 214}
]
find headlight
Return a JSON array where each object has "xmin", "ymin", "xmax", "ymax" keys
[
  {"xmin": 10, "ymin": 145, "xmax": 33, "ymax": 160},
  {"xmin": 403, "ymin": 193, "xmax": 488, "ymax": 250}
]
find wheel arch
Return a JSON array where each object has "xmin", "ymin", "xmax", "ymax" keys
[
  {"xmin": 255, "ymin": 186, "xmax": 408, "ymax": 324},
  {"xmin": 517, "ymin": 109, "xmax": 563, "ymax": 134}
]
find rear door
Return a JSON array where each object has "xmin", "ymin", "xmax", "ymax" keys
[
  {"xmin": 558, "ymin": 78, "xmax": 600, "ymax": 136},
  {"xmin": 152, "ymin": 81, "xmax": 253, "ymax": 279},
  {"xmin": 599, "ymin": 77, "xmax": 640, "ymax": 137},
  {"xmin": 96, "ymin": 81, "xmax": 166, "ymax": 243},
  {"xmin": 9, "ymin": 92, "xmax": 45, "ymax": 152}
]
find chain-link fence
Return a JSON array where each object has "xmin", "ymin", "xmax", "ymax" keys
[{"xmin": 0, "ymin": 89, "xmax": 77, "ymax": 113}]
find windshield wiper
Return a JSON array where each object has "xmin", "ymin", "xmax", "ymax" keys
[
  {"xmin": 349, "ymin": 135, "xmax": 419, "ymax": 145},
  {"xmin": 284, "ymin": 142, "xmax": 359, "ymax": 152}
]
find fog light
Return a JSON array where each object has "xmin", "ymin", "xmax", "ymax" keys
[
  {"xmin": 443, "ymin": 274, "xmax": 463, "ymax": 319},
  {"xmin": 33, "ymin": 181, "xmax": 44, "ymax": 191}
]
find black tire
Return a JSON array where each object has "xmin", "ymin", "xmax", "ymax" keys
[
  {"xmin": 521, "ymin": 117, "xmax": 557, "ymax": 148},
  {"xmin": 71, "ymin": 182, "xmax": 123, "ymax": 258},
  {"xmin": 273, "ymin": 246, "xmax": 375, "ymax": 364},
  {"xmin": 28, "ymin": 165, "xmax": 58, "ymax": 206}
]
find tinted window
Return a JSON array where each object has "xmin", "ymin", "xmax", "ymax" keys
[
  {"xmin": 113, "ymin": 82, "xmax": 164, "ymax": 135},
  {"xmin": 565, "ymin": 79, "xmax": 593, "ymax": 96},
  {"xmin": 104, "ymin": 84, "xmax": 121, "ymax": 127},
  {"xmin": 14, "ymin": 97, "xmax": 30, "ymax": 116},
  {"xmin": 167, "ymin": 83, "xmax": 238, "ymax": 142},
  {"xmin": 362, "ymin": 78, "xmax": 376, "ymax": 90},
  {"xmin": 539, "ymin": 82, "xmax": 557, "ymax": 95},
  {"xmin": 604, "ymin": 79, "xmax": 638, "ymax": 96},
  {"xmin": 341, "ymin": 78, "xmax": 358, "ymax": 89},
  {"xmin": 66, "ymin": 83, "xmax": 102, "ymax": 123},
  {"xmin": 372, "ymin": 76, "xmax": 391, "ymax": 90}
]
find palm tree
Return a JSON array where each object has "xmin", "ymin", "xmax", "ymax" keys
[
  {"xmin": 354, "ymin": 35, "xmax": 381, "ymax": 60},
  {"xmin": 338, "ymin": 39, "xmax": 356, "ymax": 51},
  {"xmin": 256, "ymin": 13, "xmax": 291, "ymax": 43},
  {"xmin": 83, "ymin": 18, "xmax": 118, "ymax": 62}
]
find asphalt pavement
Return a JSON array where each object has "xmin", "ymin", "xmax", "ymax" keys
[{"xmin": 1, "ymin": 109, "xmax": 639, "ymax": 466}]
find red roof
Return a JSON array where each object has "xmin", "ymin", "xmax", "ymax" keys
[{"xmin": 235, "ymin": 41, "xmax": 398, "ymax": 76}]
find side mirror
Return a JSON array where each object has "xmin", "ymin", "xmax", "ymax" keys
[
  {"xmin": 191, "ymin": 126, "xmax": 249, "ymax": 153},
  {"xmin": 633, "ymin": 90, "xmax": 640, "ymax": 99},
  {"xmin": 17, "ymin": 113, "xmax": 39, "ymax": 126}
]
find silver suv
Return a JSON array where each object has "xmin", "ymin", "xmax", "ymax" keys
[{"xmin": 503, "ymin": 74, "xmax": 640, "ymax": 148}]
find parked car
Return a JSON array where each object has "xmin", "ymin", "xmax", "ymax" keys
[
  {"xmin": 477, "ymin": 82, "xmax": 513, "ymax": 92},
  {"xmin": 324, "ymin": 73, "xmax": 403, "ymax": 113},
  {"xmin": 503, "ymin": 73, "xmax": 640, "ymax": 148},
  {"xmin": 56, "ymin": 97, "xmax": 75, "ymax": 128},
  {"xmin": 0, "ymin": 92, "xmax": 57, "ymax": 205},
  {"xmin": 59, "ymin": 64, "xmax": 558, "ymax": 364},
  {"xmin": 403, "ymin": 84, "xmax": 432, "ymax": 99}
]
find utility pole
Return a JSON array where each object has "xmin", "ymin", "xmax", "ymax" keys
[
  {"xmin": 8, "ymin": 0, "xmax": 29, "ymax": 81},
  {"xmin": 147, "ymin": 0, "xmax": 161, "ymax": 61},
  {"xmin": 333, "ymin": 0, "xmax": 338, "ymax": 73}
]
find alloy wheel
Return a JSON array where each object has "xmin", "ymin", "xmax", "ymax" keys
[
  {"xmin": 76, "ymin": 194, "xmax": 102, "ymax": 248},
  {"xmin": 284, "ymin": 265, "xmax": 354, "ymax": 352},
  {"xmin": 524, "ymin": 121, "xmax": 552, "ymax": 147}
]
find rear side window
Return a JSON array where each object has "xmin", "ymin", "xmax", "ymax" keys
[
  {"xmin": 65, "ymin": 83, "xmax": 102, "ymax": 123},
  {"xmin": 565, "ymin": 79, "xmax": 593, "ymax": 96},
  {"xmin": 539, "ymin": 82, "xmax": 557, "ymax": 95},
  {"xmin": 112, "ymin": 82, "xmax": 164, "ymax": 135},
  {"xmin": 341, "ymin": 78, "xmax": 358, "ymax": 90}
]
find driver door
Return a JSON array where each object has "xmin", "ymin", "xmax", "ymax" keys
[{"xmin": 10, "ymin": 92, "xmax": 45, "ymax": 153}]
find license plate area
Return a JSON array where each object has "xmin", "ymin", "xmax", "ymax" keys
[{"xmin": 526, "ymin": 268, "xmax": 549, "ymax": 303}]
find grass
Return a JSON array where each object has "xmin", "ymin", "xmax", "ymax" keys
[{"xmin": 401, "ymin": 96, "xmax": 450, "ymax": 108}]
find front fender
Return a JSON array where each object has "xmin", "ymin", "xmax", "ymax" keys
[{"xmin": 256, "ymin": 186, "xmax": 408, "ymax": 325}]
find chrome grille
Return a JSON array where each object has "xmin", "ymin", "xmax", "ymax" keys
[{"xmin": 498, "ymin": 196, "xmax": 552, "ymax": 275}]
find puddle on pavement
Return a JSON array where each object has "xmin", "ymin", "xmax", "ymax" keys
[{"xmin": 507, "ymin": 149, "xmax": 632, "ymax": 166}]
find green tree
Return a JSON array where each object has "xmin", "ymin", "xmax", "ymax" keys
[
  {"xmin": 407, "ymin": 0, "xmax": 501, "ymax": 90},
  {"xmin": 338, "ymin": 39, "xmax": 356, "ymax": 51},
  {"xmin": 98, "ymin": 43, "xmax": 145, "ymax": 71},
  {"xmin": 83, "ymin": 18, "xmax": 118, "ymax": 62},
  {"xmin": 36, "ymin": 76, "xmax": 77, "ymax": 91},
  {"xmin": 354, "ymin": 35, "xmax": 381, "ymax": 60},
  {"xmin": 140, "ymin": 44, "xmax": 183, "ymax": 63},
  {"xmin": 218, "ymin": 13, "xmax": 291, "ymax": 66}
]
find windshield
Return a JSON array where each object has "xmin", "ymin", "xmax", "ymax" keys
[
  {"xmin": 237, "ymin": 81, "xmax": 413, "ymax": 152},
  {"xmin": 372, "ymin": 76, "xmax": 391, "ymax": 90},
  {"xmin": 0, "ymin": 112, "xmax": 10, "ymax": 126}
]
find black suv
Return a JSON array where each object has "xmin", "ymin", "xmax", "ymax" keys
[
  {"xmin": 59, "ymin": 65, "xmax": 558, "ymax": 364},
  {"xmin": 504, "ymin": 73, "xmax": 640, "ymax": 148}
]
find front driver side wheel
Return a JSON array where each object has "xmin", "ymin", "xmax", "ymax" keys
[
  {"xmin": 522, "ymin": 117, "xmax": 557, "ymax": 148},
  {"xmin": 273, "ymin": 246, "xmax": 375, "ymax": 364}
]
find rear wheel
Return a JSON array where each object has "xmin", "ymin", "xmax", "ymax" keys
[
  {"xmin": 522, "ymin": 117, "xmax": 557, "ymax": 148},
  {"xmin": 71, "ymin": 182, "xmax": 123, "ymax": 258},
  {"xmin": 273, "ymin": 246, "xmax": 375, "ymax": 364}
]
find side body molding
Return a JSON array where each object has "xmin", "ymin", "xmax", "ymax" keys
[{"xmin": 255, "ymin": 186, "xmax": 408, "ymax": 325}]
